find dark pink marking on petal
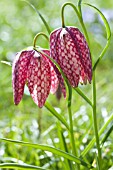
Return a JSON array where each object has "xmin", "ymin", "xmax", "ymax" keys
[
  {"xmin": 50, "ymin": 26, "xmax": 92, "ymax": 88},
  {"xmin": 66, "ymin": 27, "xmax": 92, "ymax": 84},
  {"xmin": 12, "ymin": 50, "xmax": 34, "ymax": 105},
  {"xmin": 42, "ymin": 49, "xmax": 59, "ymax": 94},
  {"xmin": 27, "ymin": 51, "xmax": 51, "ymax": 108}
]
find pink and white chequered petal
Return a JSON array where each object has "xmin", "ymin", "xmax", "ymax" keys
[
  {"xmin": 27, "ymin": 51, "xmax": 51, "ymax": 108},
  {"xmin": 43, "ymin": 48, "xmax": 66, "ymax": 97},
  {"xmin": 50, "ymin": 28, "xmax": 61, "ymax": 63},
  {"xmin": 50, "ymin": 27, "xmax": 92, "ymax": 87},
  {"xmin": 66, "ymin": 27, "xmax": 92, "ymax": 84},
  {"xmin": 12, "ymin": 50, "xmax": 33, "ymax": 105},
  {"xmin": 42, "ymin": 49, "xmax": 59, "ymax": 94},
  {"xmin": 51, "ymin": 63, "xmax": 66, "ymax": 98},
  {"xmin": 50, "ymin": 27, "xmax": 81, "ymax": 87}
]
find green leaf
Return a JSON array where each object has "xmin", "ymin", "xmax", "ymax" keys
[
  {"xmin": 81, "ymin": 112, "xmax": 113, "ymax": 157},
  {"xmin": 22, "ymin": 0, "xmax": 51, "ymax": 34},
  {"xmin": 44, "ymin": 101, "xmax": 69, "ymax": 130},
  {"xmin": 84, "ymin": 3, "xmax": 111, "ymax": 70},
  {"xmin": 0, "ymin": 138, "xmax": 93, "ymax": 168},
  {"xmin": 101, "ymin": 124, "xmax": 113, "ymax": 146},
  {"xmin": 74, "ymin": 87, "xmax": 92, "ymax": 107},
  {"xmin": 57, "ymin": 122, "xmax": 73, "ymax": 170},
  {"xmin": 0, "ymin": 163, "xmax": 48, "ymax": 170}
]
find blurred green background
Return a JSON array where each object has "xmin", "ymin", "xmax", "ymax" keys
[{"xmin": 0, "ymin": 0, "xmax": 113, "ymax": 169}]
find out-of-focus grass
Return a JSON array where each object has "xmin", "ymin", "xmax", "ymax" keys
[{"xmin": 0, "ymin": 0, "xmax": 113, "ymax": 169}]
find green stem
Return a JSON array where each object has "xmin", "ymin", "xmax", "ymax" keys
[
  {"xmin": 92, "ymin": 71, "xmax": 101, "ymax": 169},
  {"xmin": 78, "ymin": 0, "xmax": 82, "ymax": 16},
  {"xmin": 67, "ymin": 83, "xmax": 80, "ymax": 170},
  {"xmin": 68, "ymin": 85, "xmax": 76, "ymax": 155},
  {"xmin": 33, "ymin": 32, "xmax": 49, "ymax": 48},
  {"xmin": 61, "ymin": 2, "xmax": 91, "ymax": 59}
]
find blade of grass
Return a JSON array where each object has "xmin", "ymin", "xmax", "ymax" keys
[
  {"xmin": 57, "ymin": 122, "xmax": 73, "ymax": 170},
  {"xmin": 81, "ymin": 112, "xmax": 113, "ymax": 157},
  {"xmin": 101, "ymin": 124, "xmax": 113, "ymax": 146},
  {"xmin": 0, "ymin": 138, "xmax": 93, "ymax": 168},
  {"xmin": 84, "ymin": 3, "xmax": 111, "ymax": 70},
  {"xmin": 22, "ymin": 0, "xmax": 51, "ymax": 34},
  {"xmin": 74, "ymin": 87, "xmax": 92, "ymax": 107},
  {"xmin": 44, "ymin": 101, "xmax": 69, "ymax": 130},
  {"xmin": 0, "ymin": 163, "xmax": 48, "ymax": 170}
]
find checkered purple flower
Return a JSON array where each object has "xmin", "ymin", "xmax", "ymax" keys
[
  {"xmin": 50, "ymin": 26, "xmax": 92, "ymax": 87},
  {"xmin": 12, "ymin": 47, "xmax": 66, "ymax": 108}
]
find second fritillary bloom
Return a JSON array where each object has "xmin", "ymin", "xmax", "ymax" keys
[{"xmin": 50, "ymin": 26, "xmax": 92, "ymax": 87}]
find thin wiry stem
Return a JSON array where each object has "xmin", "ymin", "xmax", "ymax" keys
[
  {"xmin": 92, "ymin": 71, "xmax": 101, "ymax": 169},
  {"xmin": 61, "ymin": 2, "xmax": 90, "ymax": 47},
  {"xmin": 67, "ymin": 83, "xmax": 80, "ymax": 170},
  {"xmin": 33, "ymin": 32, "xmax": 49, "ymax": 48}
]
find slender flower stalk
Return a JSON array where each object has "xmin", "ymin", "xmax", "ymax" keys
[
  {"xmin": 92, "ymin": 71, "xmax": 101, "ymax": 169},
  {"xmin": 67, "ymin": 83, "xmax": 77, "ymax": 156},
  {"xmin": 33, "ymin": 32, "xmax": 49, "ymax": 48},
  {"xmin": 67, "ymin": 83, "xmax": 80, "ymax": 170},
  {"xmin": 61, "ymin": 2, "xmax": 90, "ymax": 47}
]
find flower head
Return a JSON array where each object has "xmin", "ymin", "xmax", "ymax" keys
[
  {"xmin": 50, "ymin": 26, "xmax": 92, "ymax": 87},
  {"xmin": 12, "ymin": 47, "xmax": 65, "ymax": 108}
]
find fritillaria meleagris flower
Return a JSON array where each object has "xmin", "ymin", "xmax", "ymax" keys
[
  {"xmin": 12, "ymin": 47, "xmax": 66, "ymax": 108},
  {"xmin": 50, "ymin": 26, "xmax": 92, "ymax": 87}
]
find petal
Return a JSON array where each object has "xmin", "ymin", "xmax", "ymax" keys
[
  {"xmin": 42, "ymin": 49, "xmax": 66, "ymax": 97},
  {"xmin": 50, "ymin": 27, "xmax": 92, "ymax": 87},
  {"xmin": 66, "ymin": 27, "xmax": 92, "ymax": 84},
  {"xmin": 50, "ymin": 28, "xmax": 81, "ymax": 87},
  {"xmin": 50, "ymin": 28, "xmax": 62, "ymax": 62},
  {"xmin": 12, "ymin": 50, "xmax": 33, "ymax": 105},
  {"xmin": 27, "ymin": 51, "xmax": 51, "ymax": 108},
  {"xmin": 50, "ymin": 29, "xmax": 67, "ymax": 97},
  {"xmin": 42, "ymin": 50, "xmax": 59, "ymax": 94},
  {"xmin": 53, "ymin": 65, "xmax": 66, "ymax": 98}
]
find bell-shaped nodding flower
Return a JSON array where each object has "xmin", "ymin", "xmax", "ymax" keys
[
  {"xmin": 50, "ymin": 26, "xmax": 92, "ymax": 87},
  {"xmin": 12, "ymin": 47, "xmax": 66, "ymax": 108}
]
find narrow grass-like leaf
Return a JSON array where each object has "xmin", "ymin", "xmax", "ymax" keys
[
  {"xmin": 44, "ymin": 102, "xmax": 69, "ymax": 130},
  {"xmin": 22, "ymin": 0, "xmax": 51, "ymax": 34},
  {"xmin": 84, "ymin": 3, "xmax": 111, "ymax": 70},
  {"xmin": 57, "ymin": 122, "xmax": 73, "ymax": 170},
  {"xmin": 74, "ymin": 87, "xmax": 92, "ymax": 107},
  {"xmin": 81, "ymin": 113, "xmax": 113, "ymax": 157},
  {"xmin": 101, "ymin": 124, "xmax": 113, "ymax": 146},
  {"xmin": 0, "ymin": 163, "xmax": 48, "ymax": 170},
  {"xmin": 0, "ymin": 138, "xmax": 93, "ymax": 168}
]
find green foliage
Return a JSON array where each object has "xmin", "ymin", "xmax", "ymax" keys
[{"xmin": 0, "ymin": 0, "xmax": 113, "ymax": 169}]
